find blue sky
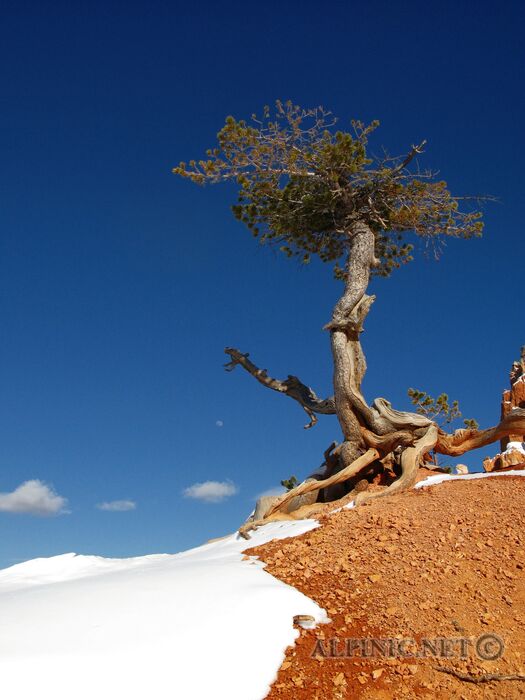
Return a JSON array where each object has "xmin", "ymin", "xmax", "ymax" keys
[{"xmin": 0, "ymin": 1, "xmax": 523, "ymax": 568}]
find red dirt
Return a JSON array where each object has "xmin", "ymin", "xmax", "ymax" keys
[{"xmin": 246, "ymin": 474, "xmax": 525, "ymax": 699}]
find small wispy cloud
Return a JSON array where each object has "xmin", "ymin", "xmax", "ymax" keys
[
  {"xmin": 215, "ymin": 420, "xmax": 224, "ymax": 428},
  {"xmin": 0, "ymin": 480, "xmax": 68, "ymax": 516},
  {"xmin": 96, "ymin": 499, "xmax": 136, "ymax": 512},
  {"xmin": 183, "ymin": 480, "xmax": 238, "ymax": 503},
  {"xmin": 255, "ymin": 486, "xmax": 286, "ymax": 500}
]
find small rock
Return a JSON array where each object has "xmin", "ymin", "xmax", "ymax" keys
[
  {"xmin": 333, "ymin": 672, "xmax": 346, "ymax": 686},
  {"xmin": 293, "ymin": 614, "xmax": 316, "ymax": 629}
]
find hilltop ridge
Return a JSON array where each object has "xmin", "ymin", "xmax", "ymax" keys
[{"xmin": 248, "ymin": 473, "xmax": 525, "ymax": 699}]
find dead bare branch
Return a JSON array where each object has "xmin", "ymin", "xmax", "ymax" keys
[{"xmin": 224, "ymin": 347, "xmax": 335, "ymax": 429}]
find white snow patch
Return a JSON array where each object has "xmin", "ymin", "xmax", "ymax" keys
[
  {"xmin": 0, "ymin": 519, "xmax": 326, "ymax": 700},
  {"xmin": 502, "ymin": 441, "xmax": 525, "ymax": 456},
  {"xmin": 414, "ymin": 468, "xmax": 525, "ymax": 489}
]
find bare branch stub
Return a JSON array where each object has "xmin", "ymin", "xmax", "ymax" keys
[{"xmin": 391, "ymin": 139, "xmax": 427, "ymax": 175}]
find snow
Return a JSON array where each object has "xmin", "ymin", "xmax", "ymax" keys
[
  {"xmin": 414, "ymin": 468, "xmax": 525, "ymax": 489},
  {"xmin": 0, "ymin": 519, "xmax": 327, "ymax": 700},
  {"xmin": 502, "ymin": 441, "xmax": 525, "ymax": 455}
]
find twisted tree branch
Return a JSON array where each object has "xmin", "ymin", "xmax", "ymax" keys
[
  {"xmin": 224, "ymin": 347, "xmax": 335, "ymax": 428},
  {"xmin": 436, "ymin": 409, "xmax": 525, "ymax": 456},
  {"xmin": 361, "ymin": 427, "xmax": 416, "ymax": 453}
]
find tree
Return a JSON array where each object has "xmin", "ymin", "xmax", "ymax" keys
[
  {"xmin": 280, "ymin": 475, "xmax": 299, "ymax": 491},
  {"xmin": 174, "ymin": 101, "xmax": 525, "ymax": 531},
  {"xmin": 406, "ymin": 388, "xmax": 479, "ymax": 470},
  {"xmin": 406, "ymin": 389, "xmax": 479, "ymax": 429}
]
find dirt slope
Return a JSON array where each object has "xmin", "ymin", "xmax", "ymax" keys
[{"xmin": 247, "ymin": 475, "xmax": 525, "ymax": 699}]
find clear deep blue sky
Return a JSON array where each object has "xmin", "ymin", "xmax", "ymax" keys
[{"xmin": 0, "ymin": 1, "xmax": 523, "ymax": 568}]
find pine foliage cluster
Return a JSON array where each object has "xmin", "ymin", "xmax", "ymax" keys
[
  {"xmin": 174, "ymin": 100, "xmax": 484, "ymax": 279},
  {"xmin": 407, "ymin": 388, "xmax": 479, "ymax": 429}
]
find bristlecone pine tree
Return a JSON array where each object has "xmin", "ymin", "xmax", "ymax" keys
[{"xmin": 174, "ymin": 101, "xmax": 525, "ymax": 533}]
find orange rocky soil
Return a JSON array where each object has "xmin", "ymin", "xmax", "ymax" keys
[{"xmin": 246, "ymin": 473, "xmax": 525, "ymax": 699}]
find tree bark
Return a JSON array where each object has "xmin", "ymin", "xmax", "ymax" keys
[
  {"xmin": 322, "ymin": 220, "xmax": 440, "ymax": 500},
  {"xmin": 318, "ymin": 222, "xmax": 378, "ymax": 497}
]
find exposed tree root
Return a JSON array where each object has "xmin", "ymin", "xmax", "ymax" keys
[
  {"xmin": 435, "ymin": 667, "xmax": 525, "ymax": 683},
  {"xmin": 360, "ymin": 427, "xmax": 415, "ymax": 453},
  {"xmin": 238, "ymin": 449, "xmax": 379, "ymax": 539},
  {"xmin": 265, "ymin": 448, "xmax": 379, "ymax": 518},
  {"xmin": 355, "ymin": 423, "xmax": 438, "ymax": 506},
  {"xmin": 237, "ymin": 409, "xmax": 525, "ymax": 536},
  {"xmin": 238, "ymin": 502, "xmax": 326, "ymax": 540},
  {"xmin": 436, "ymin": 409, "xmax": 525, "ymax": 456}
]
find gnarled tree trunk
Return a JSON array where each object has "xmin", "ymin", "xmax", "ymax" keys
[{"xmin": 319, "ymin": 221, "xmax": 435, "ymax": 500}]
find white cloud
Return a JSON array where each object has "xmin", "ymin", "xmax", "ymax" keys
[
  {"xmin": 0, "ymin": 480, "xmax": 68, "ymax": 516},
  {"xmin": 183, "ymin": 480, "xmax": 238, "ymax": 503},
  {"xmin": 215, "ymin": 420, "xmax": 224, "ymax": 428},
  {"xmin": 96, "ymin": 500, "xmax": 136, "ymax": 512}
]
